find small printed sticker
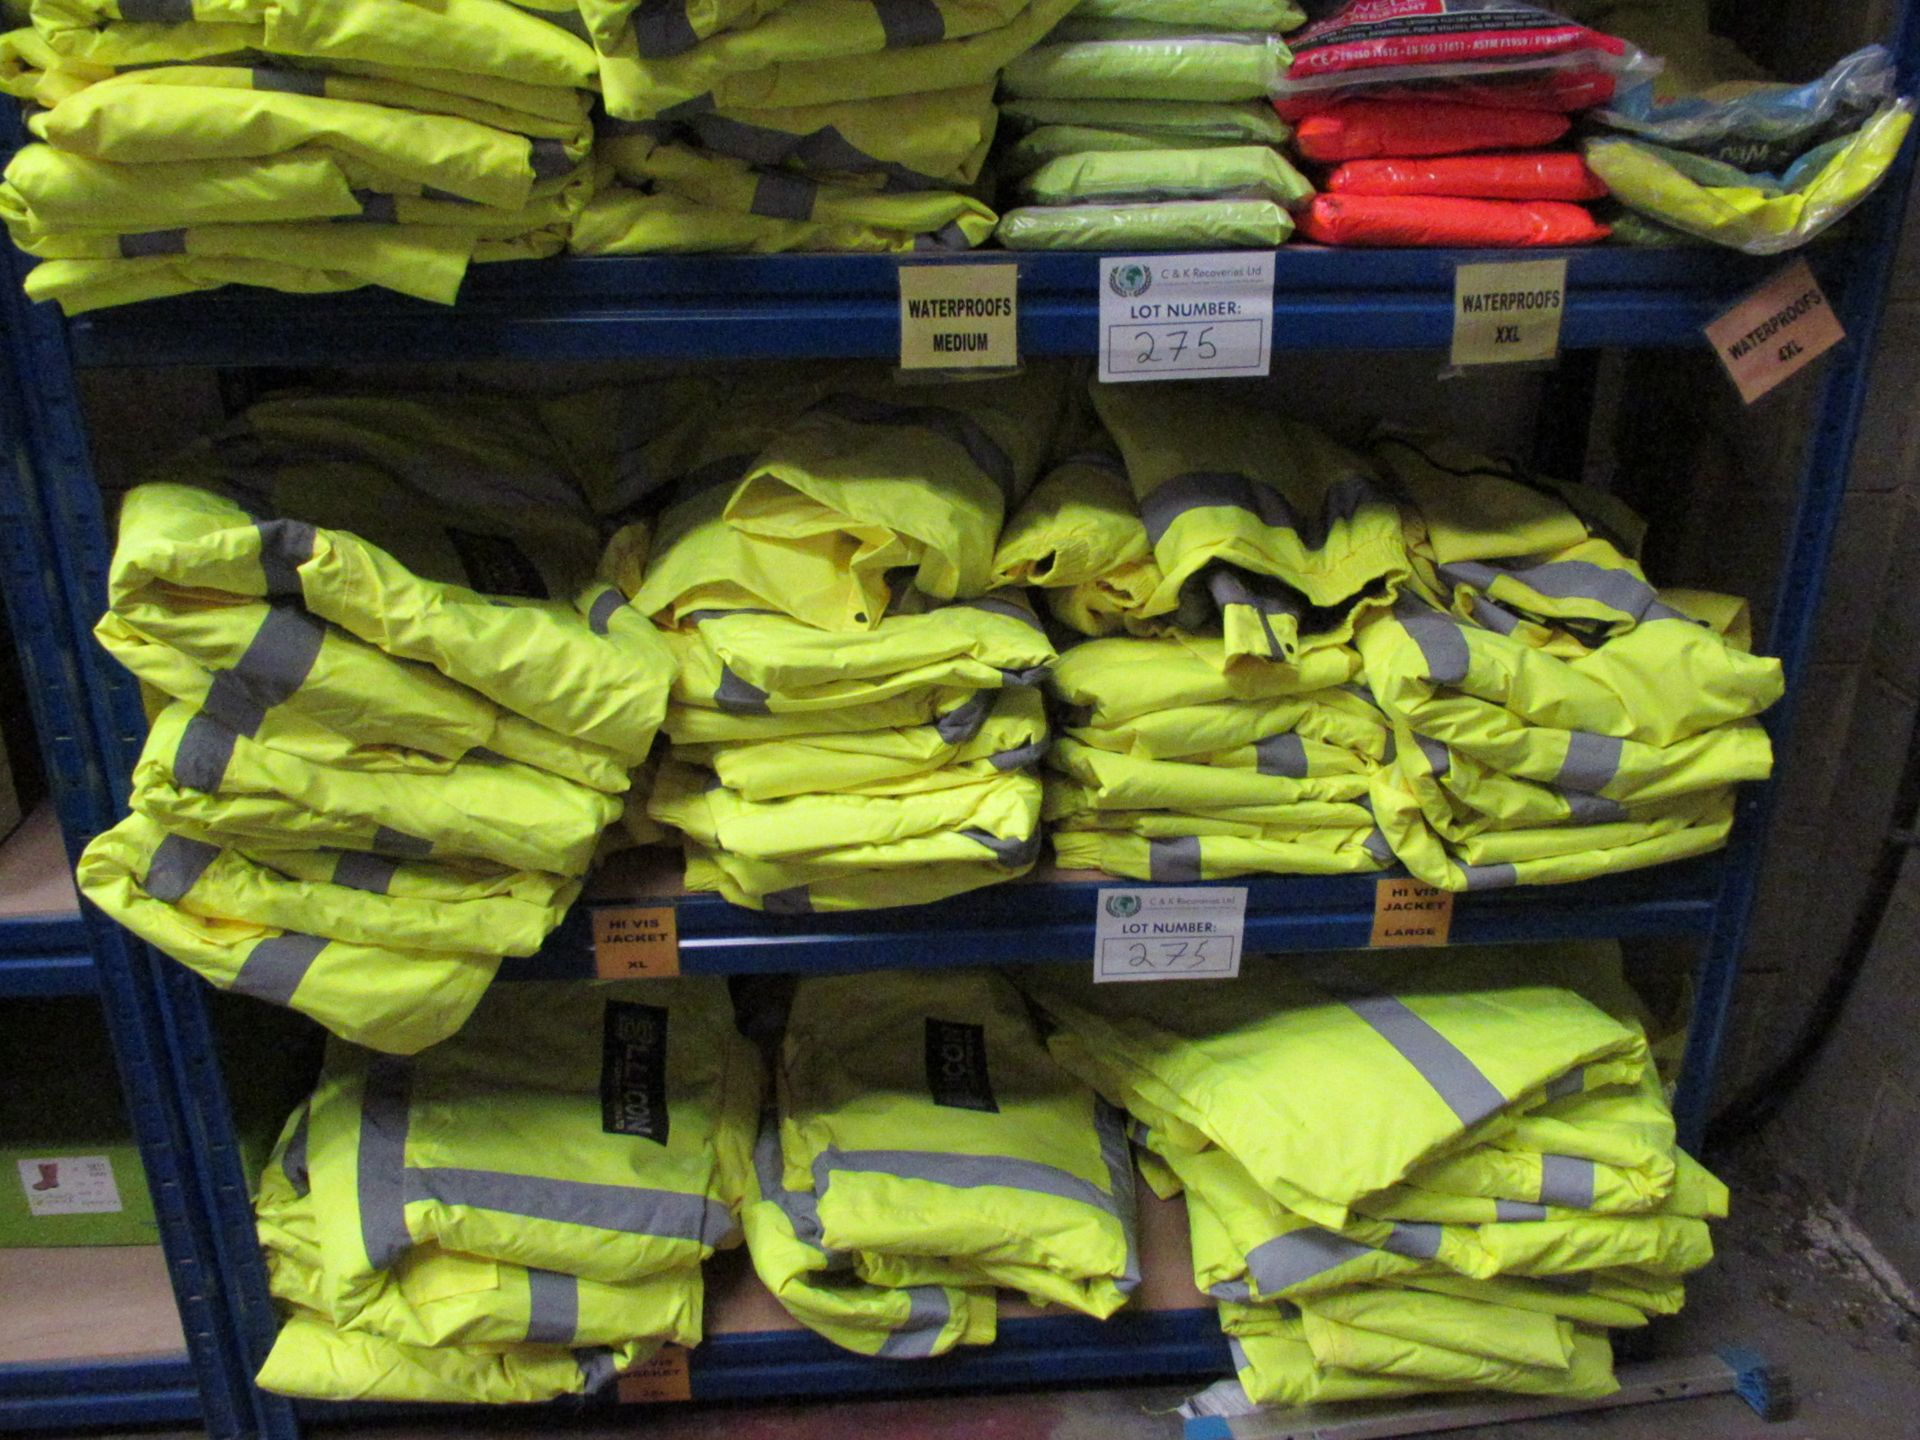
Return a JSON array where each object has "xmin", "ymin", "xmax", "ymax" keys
[
  {"xmin": 18, "ymin": 1156, "xmax": 123, "ymax": 1217},
  {"xmin": 1371, "ymin": 879, "xmax": 1454, "ymax": 947},
  {"xmin": 617, "ymin": 1347, "xmax": 691, "ymax": 1403}
]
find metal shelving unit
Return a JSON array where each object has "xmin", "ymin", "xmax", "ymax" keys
[{"xmin": 1, "ymin": 7, "xmax": 1916, "ymax": 1433}]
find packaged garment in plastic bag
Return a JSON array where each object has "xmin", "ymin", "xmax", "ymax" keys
[
  {"xmin": 1018, "ymin": 145, "xmax": 1313, "ymax": 207},
  {"xmin": 1003, "ymin": 97, "xmax": 1292, "ymax": 145},
  {"xmin": 1327, "ymin": 154, "xmax": 1607, "ymax": 202},
  {"xmin": 1273, "ymin": 1, "xmax": 1656, "ymax": 119},
  {"xmin": 997, "ymin": 198, "xmax": 1294, "ymax": 251},
  {"xmin": 1584, "ymin": 101, "xmax": 1914, "ymax": 254},
  {"xmin": 1069, "ymin": 0, "xmax": 1305, "ymax": 27},
  {"xmin": 1003, "ymin": 28, "xmax": 1291, "ymax": 103},
  {"xmin": 1300, "ymin": 193, "xmax": 1609, "ymax": 247},
  {"xmin": 1291, "ymin": 99, "xmax": 1571, "ymax": 161}
]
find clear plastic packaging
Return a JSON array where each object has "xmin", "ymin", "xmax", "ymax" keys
[
  {"xmin": 1299, "ymin": 192, "xmax": 1610, "ymax": 247},
  {"xmin": 1292, "ymin": 98, "xmax": 1571, "ymax": 161},
  {"xmin": 1327, "ymin": 153, "xmax": 1608, "ymax": 201},
  {"xmin": 996, "ymin": 198, "xmax": 1294, "ymax": 249}
]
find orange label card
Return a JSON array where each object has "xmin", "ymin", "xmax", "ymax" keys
[
  {"xmin": 1705, "ymin": 259, "xmax": 1844, "ymax": 404},
  {"xmin": 1371, "ymin": 879, "xmax": 1454, "ymax": 948},
  {"xmin": 593, "ymin": 905, "xmax": 679, "ymax": 979},
  {"xmin": 616, "ymin": 1347, "xmax": 691, "ymax": 1404}
]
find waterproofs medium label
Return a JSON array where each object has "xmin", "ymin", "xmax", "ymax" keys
[
  {"xmin": 601, "ymin": 1001, "xmax": 671, "ymax": 1143},
  {"xmin": 1094, "ymin": 886, "xmax": 1246, "ymax": 982},
  {"xmin": 1099, "ymin": 253, "xmax": 1274, "ymax": 383},
  {"xmin": 925, "ymin": 1018, "xmax": 999, "ymax": 1113},
  {"xmin": 899, "ymin": 263, "xmax": 1019, "ymax": 370}
]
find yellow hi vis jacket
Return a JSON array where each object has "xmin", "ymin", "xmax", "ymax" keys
[
  {"xmin": 1090, "ymin": 383, "xmax": 1409, "ymax": 662},
  {"xmin": 1047, "ymin": 635, "xmax": 1362, "ymax": 727},
  {"xmin": 1023, "ymin": 949, "xmax": 1651, "ymax": 1231},
  {"xmin": 301, "ymin": 981, "xmax": 759, "ymax": 1332},
  {"xmin": 778, "ymin": 970, "xmax": 1140, "ymax": 1317},
  {"xmin": 577, "ymin": 0, "xmax": 785, "ymax": 58},
  {"xmin": 571, "ymin": 179, "xmax": 986, "ymax": 255}
]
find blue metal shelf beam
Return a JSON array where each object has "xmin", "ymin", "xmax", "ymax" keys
[{"xmin": 0, "ymin": 1353, "xmax": 204, "ymax": 1432}]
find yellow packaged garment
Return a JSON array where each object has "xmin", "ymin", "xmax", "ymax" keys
[
  {"xmin": 79, "ymin": 820, "xmax": 502, "ymax": 1056},
  {"xmin": 570, "ymin": 179, "xmax": 979, "ymax": 254},
  {"xmin": 1024, "ymin": 949, "xmax": 1651, "ymax": 1232},
  {"xmin": 675, "ymin": 684, "xmax": 1047, "ymax": 801},
  {"xmin": 131, "ymin": 700, "xmax": 623, "ymax": 877},
  {"xmin": 633, "ymin": 368, "xmax": 1065, "ymax": 630},
  {"xmin": 599, "ymin": 136, "xmax": 997, "ymax": 241},
  {"xmin": 1091, "ymin": 385, "xmax": 1409, "ymax": 662},
  {"xmin": 32, "ymin": 0, "xmax": 600, "ymax": 89},
  {"xmin": 1018, "ymin": 145, "xmax": 1313, "ymax": 208},
  {"xmin": 302, "ymin": 980, "xmax": 759, "ymax": 1324},
  {"xmin": 107, "ymin": 397, "xmax": 675, "ymax": 769},
  {"xmin": 779, "ymin": 971, "xmax": 1140, "ymax": 1318},
  {"xmin": 595, "ymin": 0, "xmax": 1078, "ymax": 120},
  {"xmin": 615, "ymin": 83, "xmax": 998, "ymax": 190},
  {"xmin": 1585, "ymin": 102, "xmax": 1914, "ymax": 255},
  {"xmin": 1049, "ymin": 636, "xmax": 1363, "ymax": 726}
]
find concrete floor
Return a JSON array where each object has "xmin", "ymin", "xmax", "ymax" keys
[{"xmin": 84, "ymin": 1138, "xmax": 1920, "ymax": 1440}]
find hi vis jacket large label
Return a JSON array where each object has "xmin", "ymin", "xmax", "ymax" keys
[{"xmin": 602, "ymin": 1002, "xmax": 671, "ymax": 1143}]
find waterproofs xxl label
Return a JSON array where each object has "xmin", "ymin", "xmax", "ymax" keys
[
  {"xmin": 1094, "ymin": 886, "xmax": 1246, "ymax": 982},
  {"xmin": 1100, "ymin": 253, "xmax": 1274, "ymax": 383},
  {"xmin": 1452, "ymin": 258, "xmax": 1567, "ymax": 366}
]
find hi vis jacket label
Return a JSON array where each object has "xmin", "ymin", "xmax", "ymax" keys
[
  {"xmin": 925, "ymin": 1018, "xmax": 999, "ymax": 1113},
  {"xmin": 601, "ymin": 1002, "xmax": 671, "ymax": 1143}
]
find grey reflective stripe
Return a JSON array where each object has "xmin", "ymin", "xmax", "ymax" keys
[
  {"xmin": 813, "ymin": 393, "xmax": 1015, "ymax": 497},
  {"xmin": 679, "ymin": 607, "xmax": 780, "ymax": 626},
  {"xmin": 1149, "ymin": 835, "xmax": 1202, "ymax": 883},
  {"xmin": 357, "ymin": 1055, "xmax": 415, "ymax": 1270},
  {"xmin": 1210, "ymin": 1280, "xmax": 1254, "ymax": 1303},
  {"xmin": 332, "ymin": 851, "xmax": 397, "ymax": 895},
  {"xmin": 340, "ymin": 190, "xmax": 398, "ymax": 224},
  {"xmin": 754, "ymin": 1121, "xmax": 847, "ymax": 1266},
  {"xmin": 1228, "ymin": 1337, "xmax": 1253, "ymax": 1374},
  {"xmin": 934, "ymin": 691, "xmax": 993, "ymax": 744},
  {"xmin": 1561, "ymin": 790, "xmax": 1628, "ymax": 825},
  {"xmin": 202, "ymin": 604, "xmax": 327, "ymax": 738},
  {"xmin": 403, "ymin": 1167, "xmax": 733, "ymax": 1246},
  {"xmin": 118, "ymin": 229, "xmax": 186, "ymax": 258},
  {"xmin": 528, "ymin": 138, "xmax": 572, "ymax": 180},
  {"xmin": 989, "ymin": 737, "xmax": 1049, "ymax": 771},
  {"xmin": 816, "ymin": 1146, "xmax": 1121, "ymax": 1218},
  {"xmin": 372, "ymin": 826, "xmax": 434, "ymax": 859},
  {"xmin": 701, "ymin": 771, "xmax": 725, "ymax": 793},
  {"xmin": 420, "ymin": 185, "xmax": 482, "ymax": 205},
  {"xmin": 999, "ymin": 665, "xmax": 1048, "ymax": 688},
  {"xmin": 961, "ymin": 827, "xmax": 1040, "ymax": 868},
  {"xmin": 1453, "ymin": 558, "xmax": 1661, "ymax": 621},
  {"xmin": 873, "ymin": 0, "xmax": 945, "ymax": 46},
  {"xmin": 1461, "ymin": 862, "xmax": 1517, "ymax": 891},
  {"xmin": 145, "ymin": 832, "xmax": 218, "ymax": 901},
  {"xmin": 255, "ymin": 519, "xmax": 316, "ymax": 595},
  {"xmin": 1059, "ymin": 703, "xmax": 1095, "ymax": 729},
  {"xmin": 119, "ymin": 0, "xmax": 194, "ymax": 19},
  {"xmin": 750, "ymin": 169, "xmax": 817, "ymax": 222},
  {"xmin": 715, "ymin": 668, "xmax": 771, "ymax": 715},
  {"xmin": 1395, "ymin": 601, "xmax": 1470, "ymax": 686},
  {"xmin": 1495, "ymin": 1200, "xmax": 1548, "ymax": 1222},
  {"xmin": 631, "ymin": 0, "xmax": 698, "ymax": 57},
  {"xmin": 874, "ymin": 1286, "xmax": 950, "ymax": 1358},
  {"xmin": 1253, "ymin": 732, "xmax": 1307, "ymax": 778},
  {"xmin": 523, "ymin": 1269, "xmax": 578, "ymax": 1345},
  {"xmin": 1559, "ymin": 731, "xmax": 1623, "ymax": 794},
  {"xmin": 1245, "ymin": 1227, "xmax": 1372, "ymax": 1295},
  {"xmin": 252, "ymin": 66, "xmax": 324, "ymax": 96},
  {"xmin": 1642, "ymin": 601, "xmax": 1699, "ymax": 626},
  {"xmin": 913, "ymin": 221, "xmax": 973, "ymax": 252},
  {"xmin": 1538, "ymin": 1154, "xmax": 1596, "ymax": 1211},
  {"xmin": 174, "ymin": 714, "xmax": 239, "ymax": 792},
  {"xmin": 1361, "ymin": 827, "xmax": 1393, "ymax": 863},
  {"xmin": 794, "ymin": 123, "xmax": 942, "ymax": 191},
  {"xmin": 283, "ymin": 1107, "xmax": 312, "ymax": 1198},
  {"xmin": 1538, "ymin": 1271, "xmax": 1593, "ymax": 1293},
  {"xmin": 587, "ymin": 588, "xmax": 625, "ymax": 636},
  {"xmin": 1381, "ymin": 1223, "xmax": 1443, "ymax": 1260},
  {"xmin": 230, "ymin": 932, "xmax": 326, "ymax": 1006},
  {"xmin": 656, "ymin": 91, "xmax": 718, "ymax": 122},
  {"xmin": 1544, "ymin": 1066, "xmax": 1585, "ymax": 1101},
  {"xmin": 1343, "ymin": 994, "xmax": 1508, "ymax": 1129},
  {"xmin": 1471, "ymin": 595, "xmax": 1521, "ymax": 635},
  {"xmin": 956, "ymin": 592, "xmax": 1043, "ymax": 631},
  {"xmin": 763, "ymin": 884, "xmax": 813, "ymax": 915},
  {"xmin": 576, "ymin": 1349, "xmax": 618, "ymax": 1394},
  {"xmin": 1138, "ymin": 469, "xmax": 1377, "ymax": 549},
  {"xmin": 1095, "ymin": 1099, "xmax": 1141, "ymax": 1292}
]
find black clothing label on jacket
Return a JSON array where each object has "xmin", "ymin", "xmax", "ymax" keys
[
  {"xmin": 445, "ymin": 527, "xmax": 550, "ymax": 599},
  {"xmin": 602, "ymin": 1001, "xmax": 671, "ymax": 1143},
  {"xmin": 925, "ymin": 1018, "xmax": 998, "ymax": 1113}
]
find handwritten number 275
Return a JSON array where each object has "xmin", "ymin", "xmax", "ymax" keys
[{"xmin": 1134, "ymin": 327, "xmax": 1218, "ymax": 366}]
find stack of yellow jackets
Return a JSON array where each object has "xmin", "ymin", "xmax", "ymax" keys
[
  {"xmin": 76, "ymin": 393, "xmax": 675, "ymax": 1052},
  {"xmin": 994, "ymin": 0, "xmax": 1311, "ymax": 250},
  {"xmin": 628, "ymin": 366, "xmax": 1064, "ymax": 911},
  {"xmin": 1358, "ymin": 430, "xmax": 1784, "ymax": 892},
  {"xmin": 254, "ymin": 980, "xmax": 761, "ymax": 1403},
  {"xmin": 742, "ymin": 969, "xmax": 1139, "ymax": 1355},
  {"xmin": 1, "ymin": 0, "xmax": 600, "ymax": 312},
  {"xmin": 1024, "ymin": 945, "xmax": 1726, "ymax": 1411},
  {"xmin": 572, "ymin": 0, "xmax": 1081, "ymax": 254}
]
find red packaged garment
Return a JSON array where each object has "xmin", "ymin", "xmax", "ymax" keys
[
  {"xmin": 1298, "ymin": 193, "xmax": 1611, "ymax": 247},
  {"xmin": 1326, "ymin": 154, "xmax": 1609, "ymax": 201},
  {"xmin": 1291, "ymin": 100, "xmax": 1571, "ymax": 162},
  {"xmin": 1271, "ymin": 0, "xmax": 1654, "ymax": 119}
]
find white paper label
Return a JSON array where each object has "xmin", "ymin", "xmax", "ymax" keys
[
  {"xmin": 18, "ymin": 1155, "xmax": 123, "ymax": 1217},
  {"xmin": 1094, "ymin": 886, "xmax": 1247, "ymax": 982},
  {"xmin": 1099, "ymin": 253, "xmax": 1274, "ymax": 383}
]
